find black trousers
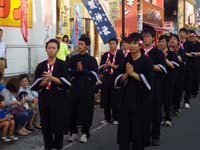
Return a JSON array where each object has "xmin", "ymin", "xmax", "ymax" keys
[
  {"xmin": 69, "ymin": 125, "xmax": 90, "ymax": 138},
  {"xmin": 104, "ymin": 108, "xmax": 119, "ymax": 122},
  {"xmin": 42, "ymin": 125, "xmax": 63, "ymax": 149},
  {"xmin": 173, "ymin": 68, "xmax": 185, "ymax": 111},
  {"xmin": 69, "ymin": 111, "xmax": 90, "ymax": 138},
  {"xmin": 40, "ymin": 103, "xmax": 64, "ymax": 149},
  {"xmin": 118, "ymin": 112, "xmax": 144, "ymax": 150},
  {"xmin": 151, "ymin": 102, "xmax": 162, "ymax": 140},
  {"xmin": 191, "ymin": 61, "xmax": 200, "ymax": 96},
  {"xmin": 184, "ymin": 61, "xmax": 195, "ymax": 104},
  {"xmin": 119, "ymin": 144, "xmax": 135, "ymax": 150}
]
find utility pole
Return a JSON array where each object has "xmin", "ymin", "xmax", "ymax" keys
[
  {"xmin": 137, "ymin": 0, "xmax": 143, "ymax": 32},
  {"xmin": 122, "ymin": 0, "xmax": 125, "ymax": 38}
]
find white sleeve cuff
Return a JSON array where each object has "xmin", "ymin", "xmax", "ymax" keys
[
  {"xmin": 114, "ymin": 74, "xmax": 127, "ymax": 89},
  {"xmin": 99, "ymin": 64, "xmax": 106, "ymax": 70},
  {"xmin": 158, "ymin": 64, "xmax": 167, "ymax": 74},
  {"xmin": 31, "ymin": 78, "xmax": 42, "ymax": 91},
  {"xmin": 90, "ymin": 71, "xmax": 102, "ymax": 84},
  {"xmin": 139, "ymin": 74, "xmax": 151, "ymax": 91},
  {"xmin": 60, "ymin": 77, "xmax": 71, "ymax": 87},
  {"xmin": 171, "ymin": 61, "xmax": 180, "ymax": 67}
]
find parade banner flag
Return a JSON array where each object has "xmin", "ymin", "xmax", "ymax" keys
[
  {"xmin": 72, "ymin": 4, "xmax": 82, "ymax": 46},
  {"xmin": 21, "ymin": 0, "xmax": 28, "ymax": 43},
  {"xmin": 82, "ymin": 0, "xmax": 116, "ymax": 44},
  {"xmin": 42, "ymin": 0, "xmax": 52, "ymax": 42},
  {"xmin": 58, "ymin": 0, "xmax": 70, "ymax": 36}
]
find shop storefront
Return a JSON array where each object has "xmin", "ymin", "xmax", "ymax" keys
[
  {"xmin": 142, "ymin": 1, "xmax": 167, "ymax": 37},
  {"xmin": 184, "ymin": 1, "xmax": 197, "ymax": 30}
]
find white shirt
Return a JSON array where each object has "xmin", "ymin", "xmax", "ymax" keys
[
  {"xmin": 0, "ymin": 40, "xmax": 6, "ymax": 58},
  {"xmin": 1, "ymin": 88, "xmax": 17, "ymax": 106}
]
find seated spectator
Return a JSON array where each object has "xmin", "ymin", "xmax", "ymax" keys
[
  {"xmin": 0, "ymin": 95, "xmax": 18, "ymax": 142},
  {"xmin": 1, "ymin": 77, "xmax": 34, "ymax": 136},
  {"xmin": 18, "ymin": 74, "xmax": 41, "ymax": 129},
  {"xmin": 17, "ymin": 91, "xmax": 36, "ymax": 131}
]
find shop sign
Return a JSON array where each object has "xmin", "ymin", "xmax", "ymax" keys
[
  {"xmin": 0, "ymin": 0, "xmax": 32, "ymax": 27},
  {"xmin": 143, "ymin": 1, "xmax": 164, "ymax": 26},
  {"xmin": 185, "ymin": 1, "xmax": 195, "ymax": 26}
]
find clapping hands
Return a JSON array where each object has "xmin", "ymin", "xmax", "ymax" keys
[
  {"xmin": 42, "ymin": 71, "xmax": 52, "ymax": 81},
  {"xmin": 126, "ymin": 63, "xmax": 134, "ymax": 75},
  {"xmin": 77, "ymin": 61, "xmax": 83, "ymax": 71}
]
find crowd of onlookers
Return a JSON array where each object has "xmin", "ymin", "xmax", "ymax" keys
[{"xmin": 0, "ymin": 73, "xmax": 41, "ymax": 143}]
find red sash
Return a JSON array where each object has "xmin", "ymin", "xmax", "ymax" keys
[
  {"xmin": 106, "ymin": 52, "xmax": 116, "ymax": 74},
  {"xmin": 46, "ymin": 63, "xmax": 54, "ymax": 90}
]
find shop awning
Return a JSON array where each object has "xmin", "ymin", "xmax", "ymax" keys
[
  {"xmin": 143, "ymin": 22, "xmax": 169, "ymax": 32},
  {"xmin": 154, "ymin": 26, "xmax": 169, "ymax": 32}
]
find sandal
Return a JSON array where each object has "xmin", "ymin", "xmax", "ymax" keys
[
  {"xmin": 34, "ymin": 125, "xmax": 42, "ymax": 129},
  {"xmin": 26, "ymin": 126, "xmax": 35, "ymax": 132},
  {"xmin": 17, "ymin": 130, "xmax": 28, "ymax": 136},
  {"xmin": 22, "ymin": 128, "xmax": 31, "ymax": 134}
]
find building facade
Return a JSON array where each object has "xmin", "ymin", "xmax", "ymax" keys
[
  {"xmin": 0, "ymin": 0, "xmax": 169, "ymax": 76},
  {"xmin": 165, "ymin": 0, "xmax": 198, "ymax": 33}
]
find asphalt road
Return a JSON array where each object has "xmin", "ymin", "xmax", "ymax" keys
[{"xmin": 1, "ymin": 94, "xmax": 200, "ymax": 150}]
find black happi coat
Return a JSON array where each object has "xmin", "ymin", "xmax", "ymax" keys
[
  {"xmin": 162, "ymin": 50, "xmax": 179, "ymax": 107},
  {"xmin": 67, "ymin": 53, "xmax": 98, "ymax": 126},
  {"xmin": 116, "ymin": 54, "xmax": 154, "ymax": 146},
  {"xmin": 173, "ymin": 48, "xmax": 187, "ymax": 109},
  {"xmin": 141, "ymin": 48, "xmax": 167, "ymax": 99},
  {"xmin": 118, "ymin": 49, "xmax": 130, "ymax": 60},
  {"xmin": 99, "ymin": 50, "xmax": 124, "ymax": 109},
  {"xmin": 191, "ymin": 42, "xmax": 200, "ymax": 95},
  {"xmin": 184, "ymin": 41, "xmax": 200, "ymax": 96},
  {"xmin": 31, "ymin": 59, "xmax": 71, "ymax": 134},
  {"xmin": 141, "ymin": 47, "xmax": 167, "ymax": 145}
]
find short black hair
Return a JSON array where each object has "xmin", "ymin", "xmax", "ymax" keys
[
  {"xmin": 109, "ymin": 37, "xmax": 118, "ymax": 44},
  {"xmin": 128, "ymin": 32, "xmax": 143, "ymax": 45},
  {"xmin": 141, "ymin": 28, "xmax": 156, "ymax": 38},
  {"xmin": 188, "ymin": 30, "xmax": 195, "ymax": 34},
  {"xmin": 63, "ymin": 34, "xmax": 69, "ymax": 39},
  {"xmin": 79, "ymin": 36, "xmax": 91, "ymax": 46},
  {"xmin": 159, "ymin": 35, "xmax": 169, "ymax": 43},
  {"xmin": 17, "ymin": 91, "xmax": 28, "ymax": 101},
  {"xmin": 18, "ymin": 74, "xmax": 30, "ymax": 83},
  {"xmin": 179, "ymin": 28, "xmax": 188, "ymax": 34},
  {"xmin": 0, "ymin": 28, "xmax": 3, "ymax": 32},
  {"xmin": 122, "ymin": 37, "xmax": 129, "ymax": 43},
  {"xmin": 189, "ymin": 30, "xmax": 196, "ymax": 34},
  {"xmin": 169, "ymin": 34, "xmax": 180, "ymax": 42},
  {"xmin": 80, "ymin": 34, "xmax": 88, "ymax": 38},
  {"xmin": 0, "ymin": 95, "xmax": 5, "ymax": 102},
  {"xmin": 46, "ymin": 39, "xmax": 60, "ymax": 50}
]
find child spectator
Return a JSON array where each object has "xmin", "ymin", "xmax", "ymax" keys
[
  {"xmin": 1, "ymin": 77, "xmax": 34, "ymax": 136},
  {"xmin": 18, "ymin": 74, "xmax": 41, "ymax": 129},
  {"xmin": 0, "ymin": 95, "xmax": 18, "ymax": 142},
  {"xmin": 17, "ymin": 91, "xmax": 36, "ymax": 131}
]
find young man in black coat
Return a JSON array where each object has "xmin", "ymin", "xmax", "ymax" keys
[
  {"xmin": 99, "ymin": 38, "xmax": 124, "ymax": 125},
  {"xmin": 67, "ymin": 36, "xmax": 99, "ymax": 143},
  {"xmin": 116, "ymin": 32, "xmax": 154, "ymax": 150},
  {"xmin": 141, "ymin": 28, "xmax": 167, "ymax": 146}
]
